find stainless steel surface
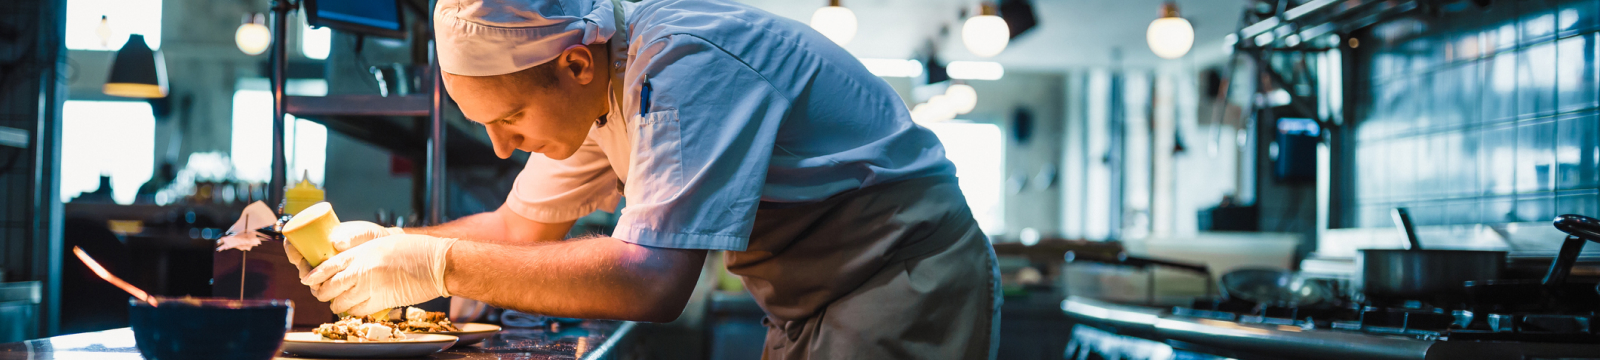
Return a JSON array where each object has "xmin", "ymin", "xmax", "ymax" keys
[
  {"xmin": 1357, "ymin": 249, "xmax": 1505, "ymax": 304},
  {"xmin": 1062, "ymin": 296, "xmax": 1431, "ymax": 360},
  {"xmin": 1218, "ymin": 268, "xmax": 1336, "ymax": 306},
  {"xmin": 0, "ymin": 321, "xmax": 635, "ymax": 360}
]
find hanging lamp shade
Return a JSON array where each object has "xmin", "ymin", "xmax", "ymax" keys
[{"xmin": 104, "ymin": 34, "xmax": 168, "ymax": 98}]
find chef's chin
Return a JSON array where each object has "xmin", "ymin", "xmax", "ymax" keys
[{"xmin": 538, "ymin": 145, "xmax": 578, "ymax": 160}]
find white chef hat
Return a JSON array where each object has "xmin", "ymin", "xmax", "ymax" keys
[{"xmin": 434, "ymin": 0, "xmax": 617, "ymax": 76}]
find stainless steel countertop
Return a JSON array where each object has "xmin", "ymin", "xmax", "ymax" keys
[
  {"xmin": 1062, "ymin": 296, "xmax": 1600, "ymax": 360},
  {"xmin": 1063, "ymin": 296, "xmax": 1431, "ymax": 360},
  {"xmin": 0, "ymin": 321, "xmax": 635, "ymax": 360}
]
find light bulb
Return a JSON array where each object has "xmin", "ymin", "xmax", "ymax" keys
[
  {"xmin": 962, "ymin": 3, "xmax": 1009, "ymax": 58},
  {"xmin": 96, "ymin": 15, "xmax": 113, "ymax": 49},
  {"xmin": 925, "ymin": 96, "xmax": 956, "ymax": 121},
  {"xmin": 236, "ymin": 14, "xmax": 271, "ymax": 56},
  {"xmin": 1146, "ymin": 3, "xmax": 1194, "ymax": 59},
  {"xmin": 944, "ymin": 83, "xmax": 977, "ymax": 114},
  {"xmin": 810, "ymin": 5, "xmax": 857, "ymax": 46}
]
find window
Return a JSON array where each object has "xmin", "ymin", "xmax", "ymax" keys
[
  {"xmin": 923, "ymin": 121, "xmax": 1005, "ymax": 235},
  {"xmin": 61, "ymin": 101, "xmax": 156, "ymax": 204},
  {"xmin": 232, "ymin": 79, "xmax": 328, "ymax": 185},
  {"xmin": 66, "ymin": 0, "xmax": 162, "ymax": 50},
  {"xmin": 301, "ymin": 21, "xmax": 332, "ymax": 60}
]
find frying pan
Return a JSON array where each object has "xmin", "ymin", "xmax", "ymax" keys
[{"xmin": 1465, "ymin": 214, "xmax": 1600, "ymax": 312}]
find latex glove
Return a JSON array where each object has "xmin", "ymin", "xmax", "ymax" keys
[
  {"xmin": 300, "ymin": 234, "xmax": 457, "ymax": 316},
  {"xmin": 283, "ymin": 221, "xmax": 405, "ymax": 278}
]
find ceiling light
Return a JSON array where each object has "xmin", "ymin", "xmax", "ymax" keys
[
  {"xmin": 96, "ymin": 15, "xmax": 113, "ymax": 49},
  {"xmin": 236, "ymin": 13, "xmax": 271, "ymax": 56},
  {"xmin": 963, "ymin": 3, "xmax": 1009, "ymax": 57},
  {"xmin": 859, "ymin": 58, "xmax": 924, "ymax": 77},
  {"xmin": 945, "ymin": 83, "xmax": 978, "ymax": 114},
  {"xmin": 1146, "ymin": 1, "xmax": 1194, "ymax": 59},
  {"xmin": 810, "ymin": 0, "xmax": 857, "ymax": 46},
  {"xmin": 947, "ymin": 61, "xmax": 1004, "ymax": 80},
  {"xmin": 104, "ymin": 34, "xmax": 168, "ymax": 98}
]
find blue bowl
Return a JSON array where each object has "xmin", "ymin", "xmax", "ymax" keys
[{"xmin": 128, "ymin": 297, "xmax": 293, "ymax": 360}]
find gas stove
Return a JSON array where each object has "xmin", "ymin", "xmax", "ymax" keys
[
  {"xmin": 1064, "ymin": 296, "xmax": 1600, "ymax": 360},
  {"xmin": 1175, "ymin": 296, "xmax": 1600, "ymax": 342}
]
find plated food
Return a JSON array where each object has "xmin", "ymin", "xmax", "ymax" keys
[
  {"xmin": 281, "ymin": 332, "xmax": 458, "ymax": 358},
  {"xmin": 312, "ymin": 307, "xmax": 461, "ymax": 342}
]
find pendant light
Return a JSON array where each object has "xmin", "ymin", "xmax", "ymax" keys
[
  {"xmin": 236, "ymin": 13, "xmax": 271, "ymax": 56},
  {"xmin": 104, "ymin": 34, "xmax": 168, "ymax": 98},
  {"xmin": 810, "ymin": 0, "xmax": 857, "ymax": 46},
  {"xmin": 945, "ymin": 83, "xmax": 977, "ymax": 114},
  {"xmin": 1146, "ymin": 1, "xmax": 1194, "ymax": 59},
  {"xmin": 962, "ymin": 2, "xmax": 1009, "ymax": 58},
  {"xmin": 95, "ymin": 16, "xmax": 113, "ymax": 49}
]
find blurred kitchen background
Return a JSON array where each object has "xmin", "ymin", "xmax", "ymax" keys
[{"xmin": 3, "ymin": 0, "xmax": 1599, "ymax": 358}]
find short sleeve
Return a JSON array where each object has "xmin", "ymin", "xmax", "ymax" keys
[
  {"xmin": 505, "ymin": 130, "xmax": 622, "ymax": 223},
  {"xmin": 610, "ymin": 34, "xmax": 791, "ymax": 251}
]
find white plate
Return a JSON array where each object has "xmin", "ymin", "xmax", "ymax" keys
[
  {"xmin": 422, "ymin": 323, "xmax": 501, "ymax": 347},
  {"xmin": 281, "ymin": 332, "xmax": 457, "ymax": 358}
]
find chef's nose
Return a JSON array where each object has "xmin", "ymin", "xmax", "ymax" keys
[{"xmin": 485, "ymin": 126, "xmax": 520, "ymax": 159}]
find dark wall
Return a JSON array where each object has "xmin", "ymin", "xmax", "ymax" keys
[
  {"xmin": 0, "ymin": 0, "xmax": 65, "ymax": 336},
  {"xmin": 1348, "ymin": 0, "xmax": 1600, "ymax": 228}
]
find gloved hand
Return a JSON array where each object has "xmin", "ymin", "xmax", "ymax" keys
[
  {"xmin": 283, "ymin": 221, "xmax": 405, "ymax": 278},
  {"xmin": 300, "ymin": 234, "xmax": 458, "ymax": 317}
]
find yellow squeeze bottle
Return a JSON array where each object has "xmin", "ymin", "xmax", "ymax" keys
[
  {"xmin": 283, "ymin": 172, "xmax": 325, "ymax": 216},
  {"xmin": 281, "ymin": 202, "xmax": 340, "ymax": 267}
]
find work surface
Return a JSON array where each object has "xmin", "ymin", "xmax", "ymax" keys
[{"xmin": 0, "ymin": 321, "xmax": 635, "ymax": 360}]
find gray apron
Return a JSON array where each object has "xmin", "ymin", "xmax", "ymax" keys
[{"xmin": 728, "ymin": 176, "xmax": 1002, "ymax": 360}]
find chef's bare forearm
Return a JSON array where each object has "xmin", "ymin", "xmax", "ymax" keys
[
  {"xmin": 406, "ymin": 205, "xmax": 576, "ymax": 244},
  {"xmin": 444, "ymin": 237, "xmax": 706, "ymax": 322}
]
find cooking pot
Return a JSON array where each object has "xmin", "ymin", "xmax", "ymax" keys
[{"xmin": 1355, "ymin": 208, "xmax": 1506, "ymax": 306}]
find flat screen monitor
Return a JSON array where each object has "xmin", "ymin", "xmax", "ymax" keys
[{"xmin": 304, "ymin": 0, "xmax": 405, "ymax": 39}]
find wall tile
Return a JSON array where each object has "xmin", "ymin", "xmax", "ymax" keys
[
  {"xmin": 1447, "ymin": 198, "xmax": 1483, "ymax": 224},
  {"xmin": 1422, "ymin": 133, "xmax": 1450, "ymax": 199},
  {"xmin": 1447, "ymin": 129, "xmax": 1482, "ymax": 197},
  {"xmin": 1517, "ymin": 43, "xmax": 1559, "ymax": 118},
  {"xmin": 1355, "ymin": 7, "xmax": 1600, "ymax": 227},
  {"xmin": 1391, "ymin": 137, "xmax": 1420, "ymax": 202},
  {"xmin": 1557, "ymin": 34, "xmax": 1599, "ymax": 112},
  {"xmin": 1517, "ymin": 119, "xmax": 1558, "ymax": 193},
  {"xmin": 1558, "ymin": 0, "xmax": 1600, "ymax": 36},
  {"xmin": 1525, "ymin": 0, "xmax": 1560, "ymax": 44},
  {"xmin": 1432, "ymin": 68, "xmax": 1461, "ymax": 129},
  {"xmin": 1556, "ymin": 115, "xmax": 1599, "ymax": 189},
  {"xmin": 1517, "ymin": 193, "xmax": 1556, "ymax": 222},
  {"xmin": 1484, "ymin": 54, "xmax": 1519, "ymax": 123},
  {"xmin": 1556, "ymin": 189, "xmax": 1599, "ymax": 216},
  {"xmin": 1482, "ymin": 124, "xmax": 1519, "ymax": 195},
  {"xmin": 1483, "ymin": 195, "xmax": 1518, "ymax": 223}
]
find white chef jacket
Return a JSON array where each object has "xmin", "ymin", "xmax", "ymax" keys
[{"xmin": 505, "ymin": 0, "xmax": 957, "ymax": 251}]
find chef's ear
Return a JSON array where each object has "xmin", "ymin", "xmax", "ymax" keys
[{"xmin": 556, "ymin": 44, "xmax": 597, "ymax": 85}]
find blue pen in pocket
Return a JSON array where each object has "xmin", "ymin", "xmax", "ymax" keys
[{"xmin": 640, "ymin": 79, "xmax": 652, "ymax": 117}]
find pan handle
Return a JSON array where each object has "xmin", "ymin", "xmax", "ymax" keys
[
  {"xmin": 1542, "ymin": 215, "xmax": 1600, "ymax": 287},
  {"xmin": 1065, "ymin": 251, "xmax": 1211, "ymax": 276}
]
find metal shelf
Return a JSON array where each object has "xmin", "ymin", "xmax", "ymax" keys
[{"xmin": 284, "ymin": 95, "xmax": 430, "ymax": 117}]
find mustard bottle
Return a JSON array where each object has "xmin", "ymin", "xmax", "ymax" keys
[{"xmin": 283, "ymin": 171, "xmax": 325, "ymax": 216}]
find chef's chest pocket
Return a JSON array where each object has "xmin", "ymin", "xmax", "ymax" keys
[{"xmin": 630, "ymin": 109, "xmax": 683, "ymax": 198}]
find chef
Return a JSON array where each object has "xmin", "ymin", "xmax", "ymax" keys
[{"xmin": 288, "ymin": 0, "xmax": 1000, "ymax": 358}]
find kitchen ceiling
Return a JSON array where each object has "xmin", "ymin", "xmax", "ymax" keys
[{"xmin": 732, "ymin": 0, "xmax": 1245, "ymax": 71}]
